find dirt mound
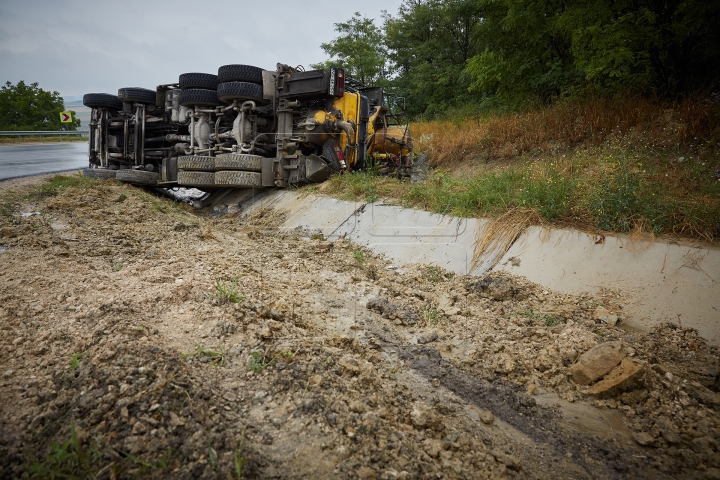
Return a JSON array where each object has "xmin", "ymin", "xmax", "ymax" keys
[{"xmin": 0, "ymin": 176, "xmax": 717, "ymax": 478}]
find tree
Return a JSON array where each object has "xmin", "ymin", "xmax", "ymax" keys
[
  {"xmin": 317, "ymin": 0, "xmax": 720, "ymax": 118},
  {"xmin": 316, "ymin": 13, "xmax": 387, "ymax": 85},
  {"xmin": 0, "ymin": 80, "xmax": 80, "ymax": 131},
  {"xmin": 466, "ymin": 0, "xmax": 720, "ymax": 103},
  {"xmin": 384, "ymin": 0, "xmax": 485, "ymax": 116}
]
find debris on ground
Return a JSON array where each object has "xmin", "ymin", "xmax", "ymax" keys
[{"xmin": 0, "ymin": 175, "xmax": 718, "ymax": 479}]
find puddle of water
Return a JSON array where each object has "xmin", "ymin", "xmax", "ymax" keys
[
  {"xmin": 534, "ymin": 392, "xmax": 635, "ymax": 447},
  {"xmin": 21, "ymin": 211, "xmax": 41, "ymax": 217},
  {"xmin": 436, "ymin": 337, "xmax": 471, "ymax": 361},
  {"xmin": 0, "ymin": 247, "xmax": 6, "ymax": 253}
]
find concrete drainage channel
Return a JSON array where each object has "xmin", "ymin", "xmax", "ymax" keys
[{"xmin": 199, "ymin": 187, "xmax": 720, "ymax": 346}]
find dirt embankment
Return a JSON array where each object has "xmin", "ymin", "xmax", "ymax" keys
[{"xmin": 0, "ymin": 177, "xmax": 718, "ymax": 479}]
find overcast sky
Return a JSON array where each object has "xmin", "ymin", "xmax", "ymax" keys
[{"xmin": 0, "ymin": 0, "xmax": 403, "ymax": 101}]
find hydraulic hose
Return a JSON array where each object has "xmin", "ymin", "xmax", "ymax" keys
[{"xmin": 335, "ymin": 120, "xmax": 356, "ymax": 147}]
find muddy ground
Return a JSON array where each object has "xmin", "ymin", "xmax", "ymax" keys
[{"xmin": 0, "ymin": 174, "xmax": 718, "ymax": 479}]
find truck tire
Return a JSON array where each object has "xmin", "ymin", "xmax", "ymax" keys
[
  {"xmin": 116, "ymin": 169, "xmax": 159, "ymax": 185},
  {"xmin": 214, "ymin": 170, "xmax": 262, "ymax": 187},
  {"xmin": 178, "ymin": 156, "xmax": 216, "ymax": 172},
  {"xmin": 179, "ymin": 73, "xmax": 219, "ymax": 90},
  {"xmin": 178, "ymin": 89, "xmax": 221, "ymax": 107},
  {"xmin": 82, "ymin": 168, "xmax": 117, "ymax": 179},
  {"xmin": 217, "ymin": 82, "xmax": 263, "ymax": 104},
  {"xmin": 178, "ymin": 171, "xmax": 215, "ymax": 187},
  {"xmin": 83, "ymin": 93, "xmax": 123, "ymax": 110},
  {"xmin": 217, "ymin": 64, "xmax": 263, "ymax": 84},
  {"xmin": 117, "ymin": 87, "xmax": 156, "ymax": 104},
  {"xmin": 214, "ymin": 153, "xmax": 262, "ymax": 172}
]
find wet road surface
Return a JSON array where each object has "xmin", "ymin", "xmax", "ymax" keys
[{"xmin": 0, "ymin": 143, "xmax": 88, "ymax": 180}]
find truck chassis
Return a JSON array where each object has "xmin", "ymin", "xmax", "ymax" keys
[{"xmin": 82, "ymin": 63, "xmax": 413, "ymax": 190}]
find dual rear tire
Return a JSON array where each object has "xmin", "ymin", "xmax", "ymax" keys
[
  {"xmin": 177, "ymin": 154, "xmax": 262, "ymax": 188},
  {"xmin": 177, "ymin": 64, "xmax": 264, "ymax": 106}
]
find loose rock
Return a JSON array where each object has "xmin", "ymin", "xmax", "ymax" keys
[{"xmin": 570, "ymin": 341, "xmax": 625, "ymax": 385}]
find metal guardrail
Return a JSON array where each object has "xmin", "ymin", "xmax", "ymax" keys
[{"xmin": 0, "ymin": 130, "xmax": 89, "ymax": 139}]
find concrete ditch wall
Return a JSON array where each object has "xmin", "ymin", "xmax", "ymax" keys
[{"xmin": 208, "ymin": 189, "xmax": 720, "ymax": 345}]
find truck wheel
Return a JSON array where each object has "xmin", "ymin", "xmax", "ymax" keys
[
  {"xmin": 214, "ymin": 153, "xmax": 262, "ymax": 172},
  {"xmin": 178, "ymin": 89, "xmax": 221, "ymax": 107},
  {"xmin": 82, "ymin": 168, "xmax": 117, "ymax": 179},
  {"xmin": 179, "ymin": 73, "xmax": 219, "ymax": 90},
  {"xmin": 217, "ymin": 64, "xmax": 263, "ymax": 84},
  {"xmin": 217, "ymin": 82, "xmax": 263, "ymax": 104},
  {"xmin": 116, "ymin": 169, "xmax": 159, "ymax": 185},
  {"xmin": 178, "ymin": 156, "xmax": 216, "ymax": 172},
  {"xmin": 83, "ymin": 93, "xmax": 123, "ymax": 110},
  {"xmin": 117, "ymin": 87, "xmax": 156, "ymax": 104},
  {"xmin": 178, "ymin": 171, "xmax": 215, "ymax": 187},
  {"xmin": 214, "ymin": 170, "xmax": 262, "ymax": 187}
]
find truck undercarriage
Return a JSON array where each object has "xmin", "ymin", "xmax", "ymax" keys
[{"xmin": 82, "ymin": 63, "xmax": 413, "ymax": 190}]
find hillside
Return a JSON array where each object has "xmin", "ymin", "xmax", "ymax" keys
[{"xmin": 322, "ymin": 96, "xmax": 720, "ymax": 243}]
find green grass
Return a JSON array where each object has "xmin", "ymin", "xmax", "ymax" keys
[
  {"xmin": 0, "ymin": 135, "xmax": 86, "ymax": 144},
  {"xmin": 69, "ymin": 353, "xmax": 82, "ymax": 370},
  {"xmin": 121, "ymin": 450, "xmax": 171, "ymax": 475},
  {"xmin": 0, "ymin": 191, "xmax": 18, "ymax": 217},
  {"xmin": 247, "ymin": 350, "xmax": 292, "ymax": 374},
  {"xmin": 0, "ymin": 174, "xmax": 99, "ymax": 218},
  {"xmin": 180, "ymin": 343, "xmax": 227, "ymax": 367},
  {"xmin": 138, "ymin": 191, "xmax": 186, "ymax": 215},
  {"xmin": 205, "ymin": 277, "xmax": 245, "ymax": 304},
  {"xmin": 232, "ymin": 432, "xmax": 247, "ymax": 480},
  {"xmin": 323, "ymin": 171, "xmax": 382, "ymax": 203},
  {"xmin": 423, "ymin": 308, "xmax": 440, "ymax": 323},
  {"xmin": 419, "ymin": 265, "xmax": 453, "ymax": 283},
  {"xmin": 35, "ymin": 174, "xmax": 96, "ymax": 197},
  {"xmin": 353, "ymin": 250, "xmax": 366, "ymax": 267},
  {"xmin": 321, "ymin": 143, "xmax": 720, "ymax": 241},
  {"xmin": 517, "ymin": 307, "xmax": 562, "ymax": 327},
  {"xmin": 25, "ymin": 422, "xmax": 103, "ymax": 479}
]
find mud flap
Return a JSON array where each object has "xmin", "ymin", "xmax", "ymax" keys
[
  {"xmin": 160, "ymin": 157, "xmax": 178, "ymax": 183},
  {"xmin": 261, "ymin": 157, "xmax": 275, "ymax": 187},
  {"xmin": 304, "ymin": 155, "xmax": 332, "ymax": 184},
  {"xmin": 322, "ymin": 138, "xmax": 344, "ymax": 171}
]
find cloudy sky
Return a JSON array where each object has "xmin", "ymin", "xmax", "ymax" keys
[{"xmin": 1, "ymin": 0, "xmax": 403, "ymax": 101}]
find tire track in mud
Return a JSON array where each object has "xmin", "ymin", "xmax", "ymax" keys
[
  {"xmin": 396, "ymin": 344, "xmax": 669, "ymax": 479},
  {"xmin": 360, "ymin": 314, "xmax": 669, "ymax": 479}
]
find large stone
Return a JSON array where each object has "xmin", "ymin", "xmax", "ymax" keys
[
  {"xmin": 593, "ymin": 306, "xmax": 619, "ymax": 326},
  {"xmin": 588, "ymin": 359, "xmax": 645, "ymax": 397},
  {"xmin": 686, "ymin": 381, "xmax": 720, "ymax": 406},
  {"xmin": 417, "ymin": 331, "xmax": 438, "ymax": 344},
  {"xmin": 632, "ymin": 432, "xmax": 657, "ymax": 447},
  {"xmin": 410, "ymin": 404, "xmax": 445, "ymax": 432},
  {"xmin": 569, "ymin": 341, "xmax": 625, "ymax": 385}
]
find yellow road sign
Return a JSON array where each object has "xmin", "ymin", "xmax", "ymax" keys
[{"xmin": 59, "ymin": 111, "xmax": 73, "ymax": 123}]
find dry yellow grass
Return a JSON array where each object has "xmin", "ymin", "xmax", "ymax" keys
[
  {"xmin": 413, "ymin": 95, "xmax": 719, "ymax": 167},
  {"xmin": 471, "ymin": 208, "xmax": 542, "ymax": 271}
]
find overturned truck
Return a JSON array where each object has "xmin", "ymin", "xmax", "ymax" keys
[{"xmin": 82, "ymin": 63, "xmax": 412, "ymax": 190}]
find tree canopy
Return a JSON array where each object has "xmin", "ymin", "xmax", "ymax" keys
[
  {"xmin": 0, "ymin": 80, "xmax": 80, "ymax": 130},
  {"xmin": 317, "ymin": 0, "xmax": 720, "ymax": 117},
  {"xmin": 315, "ymin": 12, "xmax": 387, "ymax": 85}
]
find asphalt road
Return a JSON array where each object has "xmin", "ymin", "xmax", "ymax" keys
[{"xmin": 0, "ymin": 143, "xmax": 88, "ymax": 180}]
